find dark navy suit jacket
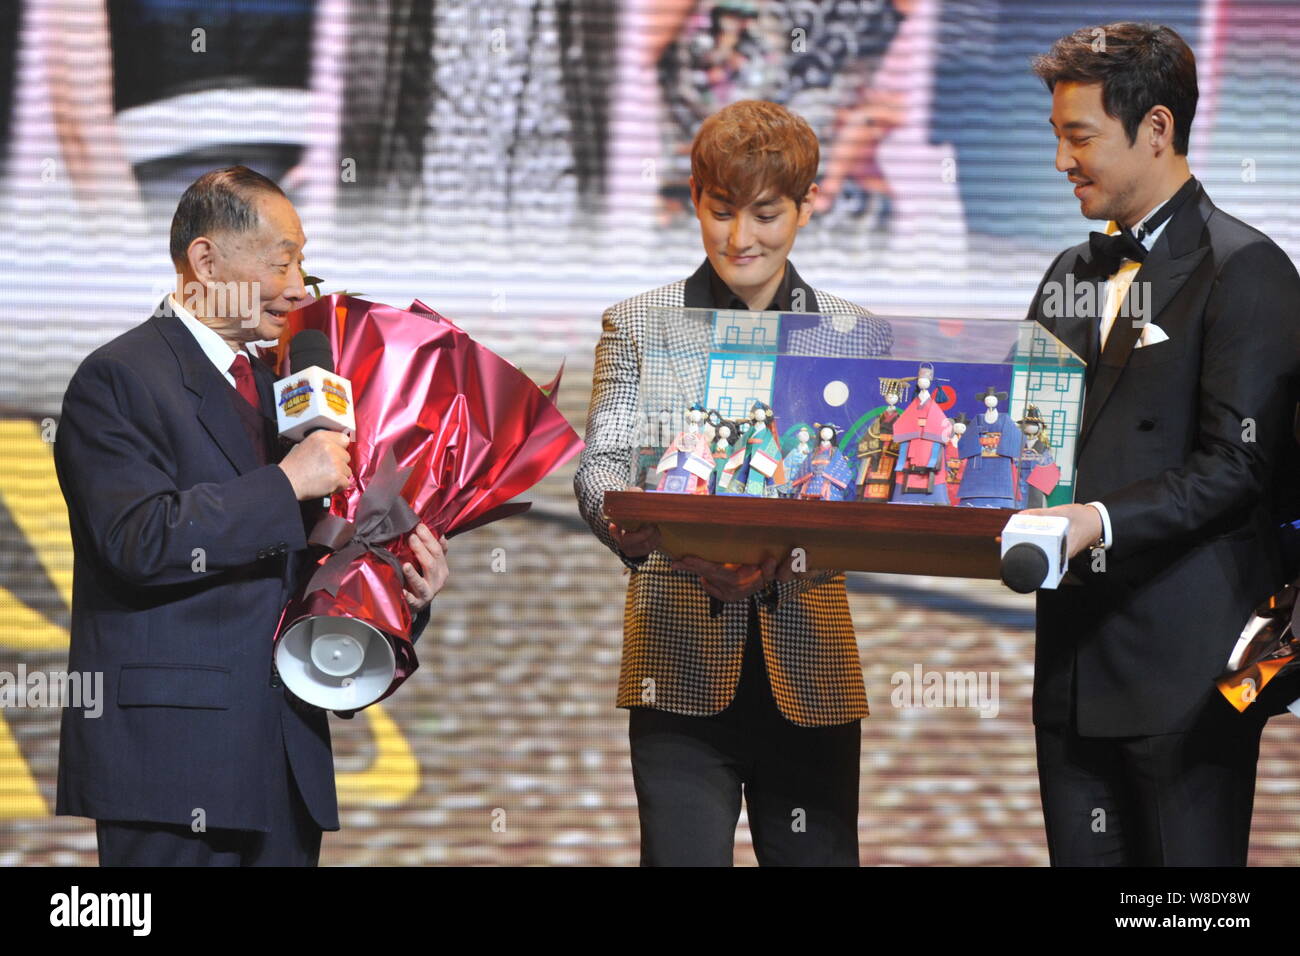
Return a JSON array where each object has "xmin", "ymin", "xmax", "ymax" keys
[{"xmin": 55, "ymin": 301, "xmax": 348, "ymax": 832}]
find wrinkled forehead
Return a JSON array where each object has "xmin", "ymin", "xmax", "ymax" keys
[{"xmin": 246, "ymin": 194, "xmax": 307, "ymax": 253}]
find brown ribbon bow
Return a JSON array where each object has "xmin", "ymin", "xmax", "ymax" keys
[{"xmin": 305, "ymin": 448, "xmax": 420, "ymax": 597}]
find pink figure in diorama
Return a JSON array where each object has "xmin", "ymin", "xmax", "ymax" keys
[
  {"xmin": 1016, "ymin": 405, "xmax": 1061, "ymax": 508},
  {"xmin": 654, "ymin": 401, "xmax": 714, "ymax": 494},
  {"xmin": 891, "ymin": 362, "xmax": 952, "ymax": 505},
  {"xmin": 789, "ymin": 423, "xmax": 856, "ymax": 501},
  {"xmin": 856, "ymin": 378, "xmax": 906, "ymax": 501},
  {"xmin": 779, "ymin": 425, "xmax": 813, "ymax": 497},
  {"xmin": 956, "ymin": 386, "xmax": 1025, "ymax": 508},
  {"xmin": 944, "ymin": 412, "xmax": 970, "ymax": 505}
]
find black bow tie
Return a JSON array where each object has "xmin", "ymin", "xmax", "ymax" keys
[
  {"xmin": 1088, "ymin": 227, "xmax": 1148, "ymax": 277},
  {"xmin": 1083, "ymin": 177, "xmax": 1199, "ymax": 277}
]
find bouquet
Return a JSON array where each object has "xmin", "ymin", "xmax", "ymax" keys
[{"xmin": 270, "ymin": 294, "xmax": 583, "ymax": 710}]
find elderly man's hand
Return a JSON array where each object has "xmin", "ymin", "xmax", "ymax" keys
[{"xmin": 402, "ymin": 523, "xmax": 449, "ymax": 612}]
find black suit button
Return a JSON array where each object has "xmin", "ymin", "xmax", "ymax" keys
[
  {"xmin": 1138, "ymin": 419, "xmax": 1156, "ymax": 431},
  {"xmin": 256, "ymin": 549, "xmax": 267, "ymax": 560}
]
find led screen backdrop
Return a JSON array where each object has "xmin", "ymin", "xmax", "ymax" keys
[{"xmin": 0, "ymin": 0, "xmax": 1297, "ymax": 865}]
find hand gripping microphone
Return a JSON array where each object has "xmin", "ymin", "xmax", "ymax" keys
[
  {"xmin": 274, "ymin": 329, "xmax": 355, "ymax": 442},
  {"xmin": 1000, "ymin": 513, "xmax": 1070, "ymax": 592}
]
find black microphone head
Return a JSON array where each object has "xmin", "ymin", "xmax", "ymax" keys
[
  {"xmin": 1001, "ymin": 542, "xmax": 1050, "ymax": 594},
  {"xmin": 289, "ymin": 329, "xmax": 333, "ymax": 374}
]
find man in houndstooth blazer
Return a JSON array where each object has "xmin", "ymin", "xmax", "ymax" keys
[
  {"xmin": 573, "ymin": 99, "xmax": 892, "ymax": 866},
  {"xmin": 575, "ymin": 259, "xmax": 892, "ymax": 864},
  {"xmin": 576, "ymin": 263, "xmax": 889, "ymax": 723}
]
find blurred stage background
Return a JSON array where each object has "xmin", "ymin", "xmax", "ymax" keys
[{"xmin": 0, "ymin": 0, "xmax": 1297, "ymax": 865}]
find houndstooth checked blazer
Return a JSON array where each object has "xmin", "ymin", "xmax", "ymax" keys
[{"xmin": 574, "ymin": 261, "xmax": 893, "ymax": 727}]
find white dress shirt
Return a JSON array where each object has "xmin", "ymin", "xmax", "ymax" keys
[{"xmin": 168, "ymin": 294, "xmax": 245, "ymax": 388}]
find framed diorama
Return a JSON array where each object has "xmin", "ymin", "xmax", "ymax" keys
[{"xmin": 606, "ymin": 308, "xmax": 1086, "ymax": 577}]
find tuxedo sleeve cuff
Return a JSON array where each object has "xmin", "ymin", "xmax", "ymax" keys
[{"xmin": 1087, "ymin": 500, "xmax": 1113, "ymax": 550}]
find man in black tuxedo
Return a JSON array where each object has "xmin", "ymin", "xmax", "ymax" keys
[
  {"xmin": 1022, "ymin": 23, "xmax": 1300, "ymax": 865},
  {"xmin": 54, "ymin": 166, "xmax": 448, "ymax": 865}
]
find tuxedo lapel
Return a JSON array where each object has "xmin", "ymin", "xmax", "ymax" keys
[
  {"xmin": 150, "ymin": 302, "xmax": 260, "ymax": 476},
  {"xmin": 1045, "ymin": 250, "xmax": 1103, "ymax": 365},
  {"xmin": 1076, "ymin": 186, "xmax": 1214, "ymax": 454}
]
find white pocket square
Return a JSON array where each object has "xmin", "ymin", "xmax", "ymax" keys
[{"xmin": 1135, "ymin": 323, "xmax": 1169, "ymax": 348}]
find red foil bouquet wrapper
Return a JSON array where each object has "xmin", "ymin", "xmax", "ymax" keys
[{"xmin": 271, "ymin": 294, "xmax": 584, "ymax": 709}]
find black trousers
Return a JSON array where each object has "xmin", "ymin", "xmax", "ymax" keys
[
  {"xmin": 96, "ymin": 740, "xmax": 322, "ymax": 867},
  {"xmin": 1035, "ymin": 697, "xmax": 1266, "ymax": 866},
  {"xmin": 628, "ymin": 609, "xmax": 861, "ymax": 866}
]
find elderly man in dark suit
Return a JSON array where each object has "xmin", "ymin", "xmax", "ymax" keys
[
  {"xmin": 54, "ymin": 166, "xmax": 448, "ymax": 866},
  {"xmin": 1023, "ymin": 23, "xmax": 1300, "ymax": 866}
]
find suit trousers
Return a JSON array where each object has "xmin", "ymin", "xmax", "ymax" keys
[
  {"xmin": 96, "ymin": 730, "xmax": 322, "ymax": 867},
  {"xmin": 1035, "ymin": 697, "xmax": 1266, "ymax": 866},
  {"xmin": 628, "ymin": 605, "xmax": 861, "ymax": 866}
]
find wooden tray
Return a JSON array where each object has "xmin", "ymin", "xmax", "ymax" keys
[{"xmin": 603, "ymin": 491, "xmax": 1017, "ymax": 579}]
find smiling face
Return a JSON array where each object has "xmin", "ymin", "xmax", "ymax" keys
[
  {"xmin": 694, "ymin": 180, "xmax": 816, "ymax": 310},
  {"xmin": 1050, "ymin": 81, "xmax": 1160, "ymax": 226},
  {"xmin": 185, "ymin": 192, "xmax": 311, "ymax": 344}
]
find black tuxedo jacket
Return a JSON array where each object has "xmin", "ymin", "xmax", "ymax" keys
[
  {"xmin": 1029, "ymin": 181, "xmax": 1300, "ymax": 736},
  {"xmin": 53, "ymin": 301, "xmax": 340, "ymax": 832}
]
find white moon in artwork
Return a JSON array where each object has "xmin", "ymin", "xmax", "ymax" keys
[{"xmin": 823, "ymin": 380, "xmax": 850, "ymax": 407}]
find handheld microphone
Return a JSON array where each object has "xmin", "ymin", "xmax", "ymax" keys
[
  {"xmin": 1000, "ymin": 513, "xmax": 1070, "ymax": 592},
  {"xmin": 274, "ymin": 330, "xmax": 356, "ymax": 442}
]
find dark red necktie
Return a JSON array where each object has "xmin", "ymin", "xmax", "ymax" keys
[{"xmin": 229, "ymin": 353, "xmax": 261, "ymax": 410}]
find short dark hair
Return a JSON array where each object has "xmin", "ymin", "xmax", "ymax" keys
[
  {"xmin": 1032, "ymin": 22, "xmax": 1198, "ymax": 155},
  {"xmin": 169, "ymin": 166, "xmax": 286, "ymax": 268}
]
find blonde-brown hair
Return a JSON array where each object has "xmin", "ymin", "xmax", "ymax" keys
[{"xmin": 690, "ymin": 100, "xmax": 819, "ymax": 208}]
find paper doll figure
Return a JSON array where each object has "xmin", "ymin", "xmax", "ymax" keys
[
  {"xmin": 708, "ymin": 414, "xmax": 743, "ymax": 495},
  {"xmin": 790, "ymin": 424, "xmax": 855, "ymax": 501},
  {"xmin": 717, "ymin": 416, "xmax": 755, "ymax": 493},
  {"xmin": 956, "ymin": 386, "xmax": 1025, "ymax": 508},
  {"xmin": 856, "ymin": 378, "xmax": 906, "ymax": 501},
  {"xmin": 892, "ymin": 363, "xmax": 952, "ymax": 505},
  {"xmin": 655, "ymin": 401, "xmax": 715, "ymax": 494},
  {"xmin": 779, "ymin": 426, "xmax": 813, "ymax": 497},
  {"xmin": 944, "ymin": 413, "xmax": 970, "ymax": 505},
  {"xmin": 739, "ymin": 401, "xmax": 785, "ymax": 498},
  {"xmin": 1016, "ymin": 405, "xmax": 1060, "ymax": 508}
]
